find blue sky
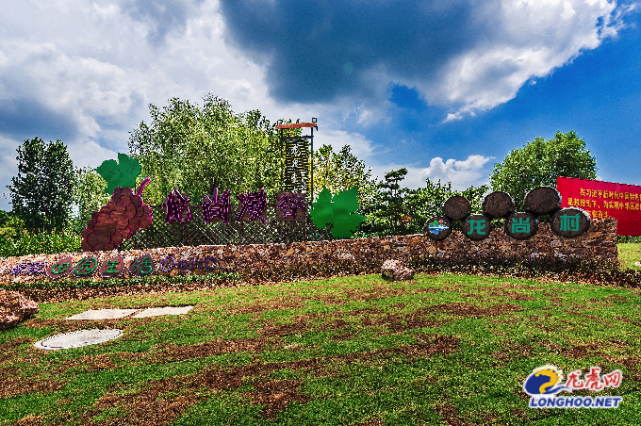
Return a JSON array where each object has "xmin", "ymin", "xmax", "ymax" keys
[{"xmin": 0, "ymin": 0, "xmax": 640, "ymax": 212}]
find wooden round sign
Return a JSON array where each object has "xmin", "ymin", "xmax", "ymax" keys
[
  {"xmin": 462, "ymin": 214, "xmax": 492, "ymax": 241},
  {"xmin": 443, "ymin": 196, "xmax": 471, "ymax": 220},
  {"xmin": 524, "ymin": 186, "xmax": 562, "ymax": 216},
  {"xmin": 424, "ymin": 216, "xmax": 452, "ymax": 241},
  {"xmin": 482, "ymin": 191, "xmax": 515, "ymax": 218},
  {"xmin": 551, "ymin": 207, "xmax": 591, "ymax": 238},
  {"xmin": 504, "ymin": 212, "xmax": 539, "ymax": 240}
]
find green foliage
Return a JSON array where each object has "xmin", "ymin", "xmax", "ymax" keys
[
  {"xmin": 0, "ymin": 210, "xmax": 26, "ymax": 239},
  {"xmin": 0, "ymin": 227, "xmax": 82, "ymax": 257},
  {"xmin": 7, "ymin": 137, "xmax": 75, "ymax": 233},
  {"xmin": 312, "ymin": 144, "xmax": 379, "ymax": 208},
  {"xmin": 358, "ymin": 170, "xmax": 490, "ymax": 237},
  {"xmin": 490, "ymin": 130, "xmax": 597, "ymax": 212},
  {"xmin": 68, "ymin": 167, "xmax": 111, "ymax": 234},
  {"xmin": 128, "ymin": 93, "xmax": 296, "ymax": 206},
  {"xmin": 95, "ymin": 153, "xmax": 142, "ymax": 195},
  {"xmin": 358, "ymin": 168, "xmax": 414, "ymax": 236},
  {"xmin": 310, "ymin": 186, "xmax": 365, "ymax": 239},
  {"xmin": 402, "ymin": 178, "xmax": 490, "ymax": 234}
]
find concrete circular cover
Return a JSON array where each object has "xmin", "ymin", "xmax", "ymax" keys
[{"xmin": 34, "ymin": 329, "xmax": 123, "ymax": 351}]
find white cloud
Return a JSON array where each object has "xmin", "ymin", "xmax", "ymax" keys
[
  {"xmin": 420, "ymin": 155, "xmax": 494, "ymax": 190},
  {"xmin": 431, "ymin": 0, "xmax": 632, "ymax": 119},
  {"xmin": 363, "ymin": 155, "xmax": 494, "ymax": 192}
]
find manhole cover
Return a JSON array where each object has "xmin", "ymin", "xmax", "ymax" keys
[{"xmin": 34, "ymin": 329, "xmax": 123, "ymax": 351}]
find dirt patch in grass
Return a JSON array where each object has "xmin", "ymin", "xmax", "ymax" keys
[
  {"xmin": 560, "ymin": 344, "xmax": 601, "ymax": 359},
  {"xmin": 421, "ymin": 302, "xmax": 523, "ymax": 318},
  {"xmin": 485, "ymin": 290, "xmax": 538, "ymax": 301},
  {"xmin": 4, "ymin": 332, "xmax": 461, "ymax": 422},
  {"xmin": 0, "ymin": 372, "xmax": 69, "ymax": 400},
  {"xmin": 566, "ymin": 311, "xmax": 615, "ymax": 327},
  {"xmin": 605, "ymin": 294, "xmax": 629, "ymax": 303},
  {"xmin": 490, "ymin": 342, "xmax": 534, "ymax": 365},
  {"xmin": 87, "ymin": 334, "xmax": 461, "ymax": 423},
  {"xmin": 225, "ymin": 299, "xmax": 307, "ymax": 315},
  {"xmin": 435, "ymin": 403, "xmax": 470, "ymax": 426},
  {"xmin": 240, "ymin": 379, "xmax": 310, "ymax": 419}
]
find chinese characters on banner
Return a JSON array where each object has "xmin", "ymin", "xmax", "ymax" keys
[
  {"xmin": 162, "ymin": 187, "xmax": 309, "ymax": 225},
  {"xmin": 557, "ymin": 177, "xmax": 641, "ymax": 236}
]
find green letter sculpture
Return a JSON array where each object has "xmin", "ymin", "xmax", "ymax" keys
[{"xmin": 310, "ymin": 186, "xmax": 365, "ymax": 239}]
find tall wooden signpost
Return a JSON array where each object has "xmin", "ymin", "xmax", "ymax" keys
[{"xmin": 275, "ymin": 119, "xmax": 317, "ymax": 221}]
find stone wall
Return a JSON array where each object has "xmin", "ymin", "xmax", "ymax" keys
[{"xmin": 0, "ymin": 218, "xmax": 618, "ymax": 286}]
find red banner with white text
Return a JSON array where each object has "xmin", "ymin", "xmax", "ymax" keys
[{"xmin": 556, "ymin": 177, "xmax": 641, "ymax": 236}]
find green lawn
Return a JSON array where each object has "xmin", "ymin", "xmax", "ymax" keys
[
  {"xmin": 2, "ymin": 269, "xmax": 640, "ymax": 425},
  {"xmin": 618, "ymin": 243, "xmax": 641, "ymax": 271}
]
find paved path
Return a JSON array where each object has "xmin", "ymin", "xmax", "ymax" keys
[
  {"xmin": 65, "ymin": 306, "xmax": 194, "ymax": 320},
  {"xmin": 34, "ymin": 306, "xmax": 194, "ymax": 351}
]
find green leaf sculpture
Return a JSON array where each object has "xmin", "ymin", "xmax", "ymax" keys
[
  {"xmin": 95, "ymin": 153, "xmax": 142, "ymax": 195},
  {"xmin": 310, "ymin": 186, "xmax": 365, "ymax": 239}
]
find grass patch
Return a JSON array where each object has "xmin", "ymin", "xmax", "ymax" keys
[
  {"xmin": 618, "ymin": 243, "xmax": 641, "ymax": 271},
  {"xmin": 2, "ymin": 271, "xmax": 640, "ymax": 425}
]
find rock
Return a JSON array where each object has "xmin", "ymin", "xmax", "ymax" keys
[
  {"xmin": 381, "ymin": 259, "xmax": 414, "ymax": 281},
  {"xmin": 0, "ymin": 290, "xmax": 39, "ymax": 331}
]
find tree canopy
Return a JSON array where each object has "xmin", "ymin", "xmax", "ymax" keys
[
  {"xmin": 68, "ymin": 166, "xmax": 110, "ymax": 234},
  {"xmin": 489, "ymin": 130, "xmax": 597, "ymax": 212},
  {"xmin": 128, "ymin": 93, "xmax": 300, "ymax": 206},
  {"xmin": 311, "ymin": 144, "xmax": 379, "ymax": 208},
  {"xmin": 7, "ymin": 137, "xmax": 75, "ymax": 232}
]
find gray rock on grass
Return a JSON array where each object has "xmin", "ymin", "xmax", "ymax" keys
[
  {"xmin": 0, "ymin": 290, "xmax": 39, "ymax": 331},
  {"xmin": 381, "ymin": 259, "xmax": 414, "ymax": 281}
]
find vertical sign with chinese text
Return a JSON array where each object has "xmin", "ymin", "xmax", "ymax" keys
[{"xmin": 557, "ymin": 177, "xmax": 641, "ymax": 236}]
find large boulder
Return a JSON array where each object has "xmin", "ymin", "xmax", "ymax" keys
[
  {"xmin": 381, "ymin": 259, "xmax": 414, "ymax": 281},
  {"xmin": 0, "ymin": 290, "xmax": 39, "ymax": 331}
]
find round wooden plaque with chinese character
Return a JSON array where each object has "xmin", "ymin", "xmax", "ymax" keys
[
  {"xmin": 504, "ymin": 212, "xmax": 539, "ymax": 240},
  {"xmin": 482, "ymin": 191, "xmax": 515, "ymax": 219},
  {"xmin": 72, "ymin": 256, "xmax": 99, "ymax": 278},
  {"xmin": 524, "ymin": 186, "xmax": 562, "ymax": 216},
  {"xmin": 46, "ymin": 256, "xmax": 74, "ymax": 280},
  {"xmin": 551, "ymin": 207, "xmax": 591, "ymax": 238},
  {"xmin": 128, "ymin": 253, "xmax": 156, "ymax": 277},
  {"xmin": 424, "ymin": 216, "xmax": 452, "ymax": 241},
  {"xmin": 100, "ymin": 256, "xmax": 125, "ymax": 278},
  {"xmin": 462, "ymin": 214, "xmax": 492, "ymax": 241},
  {"xmin": 443, "ymin": 196, "xmax": 471, "ymax": 220}
]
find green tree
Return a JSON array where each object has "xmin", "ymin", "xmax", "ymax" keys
[
  {"xmin": 312, "ymin": 144, "xmax": 379, "ymax": 208},
  {"xmin": 7, "ymin": 137, "xmax": 75, "ymax": 232},
  {"xmin": 489, "ymin": 130, "xmax": 597, "ymax": 212},
  {"xmin": 68, "ymin": 166, "xmax": 111, "ymax": 234},
  {"xmin": 0, "ymin": 210, "xmax": 26, "ymax": 239},
  {"xmin": 128, "ymin": 93, "xmax": 296, "ymax": 207},
  {"xmin": 359, "ymin": 168, "xmax": 413, "ymax": 236},
  {"xmin": 400, "ymin": 178, "xmax": 490, "ymax": 234}
]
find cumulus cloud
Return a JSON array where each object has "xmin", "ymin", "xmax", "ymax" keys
[
  {"xmin": 362, "ymin": 154, "xmax": 494, "ymax": 193},
  {"xmin": 218, "ymin": 0, "xmax": 635, "ymax": 121}
]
